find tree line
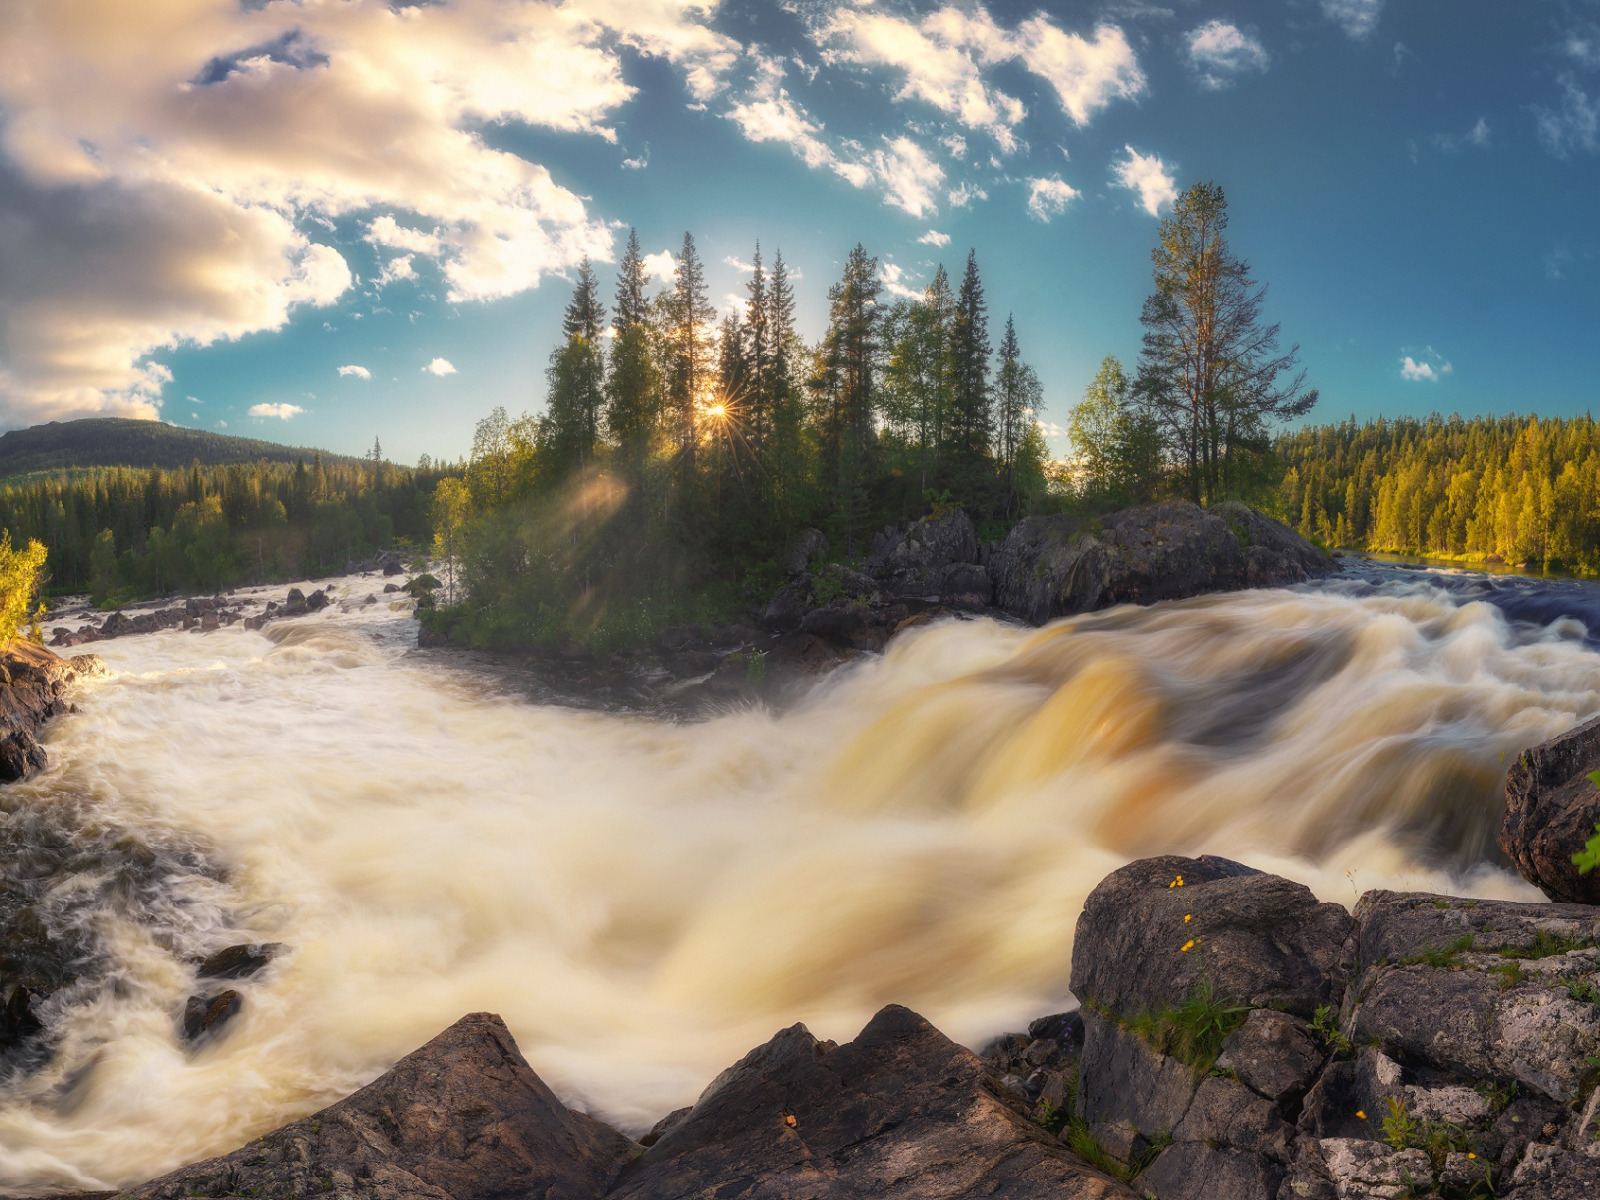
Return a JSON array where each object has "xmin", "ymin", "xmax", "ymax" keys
[
  {"xmin": 1278, "ymin": 413, "xmax": 1600, "ymax": 572},
  {"xmin": 0, "ymin": 455, "xmax": 447, "ymax": 603}
]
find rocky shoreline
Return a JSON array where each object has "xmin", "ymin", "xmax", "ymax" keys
[{"xmin": 25, "ymin": 714, "xmax": 1600, "ymax": 1200}]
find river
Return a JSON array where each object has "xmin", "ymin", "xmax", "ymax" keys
[{"xmin": 1, "ymin": 564, "xmax": 1597, "ymax": 1191}]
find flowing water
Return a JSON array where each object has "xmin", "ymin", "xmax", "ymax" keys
[{"xmin": 2, "ymin": 567, "xmax": 1599, "ymax": 1191}]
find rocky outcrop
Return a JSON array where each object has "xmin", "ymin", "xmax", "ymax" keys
[
  {"xmin": 0, "ymin": 640, "xmax": 105, "ymax": 781},
  {"xmin": 1500, "ymin": 713, "xmax": 1600, "ymax": 903},
  {"xmin": 987, "ymin": 500, "xmax": 1335, "ymax": 625},
  {"xmin": 113, "ymin": 1013, "xmax": 636, "ymax": 1200}
]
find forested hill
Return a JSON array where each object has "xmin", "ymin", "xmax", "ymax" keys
[{"xmin": 0, "ymin": 418, "xmax": 360, "ymax": 479}]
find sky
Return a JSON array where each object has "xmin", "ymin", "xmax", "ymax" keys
[{"xmin": 0, "ymin": 0, "xmax": 1596, "ymax": 465}]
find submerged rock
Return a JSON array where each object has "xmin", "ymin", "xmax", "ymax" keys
[
  {"xmin": 1500, "ymin": 714, "xmax": 1600, "ymax": 903},
  {"xmin": 196, "ymin": 942, "xmax": 284, "ymax": 981},
  {"xmin": 987, "ymin": 500, "xmax": 1335, "ymax": 625},
  {"xmin": 181, "ymin": 990, "xmax": 242, "ymax": 1042}
]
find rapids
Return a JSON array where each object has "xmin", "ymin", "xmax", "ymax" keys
[{"xmin": 1, "ymin": 567, "xmax": 1598, "ymax": 1191}]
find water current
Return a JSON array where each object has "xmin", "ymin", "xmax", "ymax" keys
[{"xmin": 2, "ymin": 563, "xmax": 1599, "ymax": 1191}]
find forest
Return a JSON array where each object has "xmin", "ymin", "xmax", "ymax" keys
[
  {"xmin": 0, "ymin": 454, "xmax": 445, "ymax": 601},
  {"xmin": 1278, "ymin": 413, "xmax": 1600, "ymax": 572}
]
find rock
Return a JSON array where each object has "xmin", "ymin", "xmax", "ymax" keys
[
  {"xmin": 872, "ymin": 510, "xmax": 980, "ymax": 598},
  {"xmin": 1169, "ymin": 1074, "xmax": 1295, "ymax": 1161},
  {"xmin": 988, "ymin": 501, "xmax": 1335, "ymax": 626},
  {"xmin": 1506, "ymin": 1145, "xmax": 1600, "ymax": 1197},
  {"xmin": 1069, "ymin": 854, "xmax": 1356, "ymax": 1019},
  {"xmin": 613, "ymin": 1003, "xmax": 1137, "ymax": 1199},
  {"xmin": 1030, "ymin": 1011, "xmax": 1085, "ymax": 1045},
  {"xmin": 1138, "ymin": 1141, "xmax": 1284, "ymax": 1200},
  {"xmin": 196, "ymin": 943, "xmax": 284, "ymax": 981},
  {"xmin": 383, "ymin": 583, "xmax": 400, "ymax": 593},
  {"xmin": 1500, "ymin": 714, "xmax": 1600, "ymax": 903},
  {"xmin": 305, "ymin": 590, "xmax": 331, "ymax": 612},
  {"xmin": 820, "ymin": 562, "xmax": 878, "ymax": 598},
  {"xmin": 405, "ymin": 573, "xmax": 442, "ymax": 597},
  {"xmin": 1296, "ymin": 1061, "xmax": 1372, "ymax": 1140},
  {"xmin": 1075, "ymin": 1008, "xmax": 1200, "ymax": 1164},
  {"xmin": 761, "ymin": 580, "xmax": 812, "ymax": 631},
  {"xmin": 780, "ymin": 528, "xmax": 829, "ymax": 577},
  {"xmin": 99, "ymin": 611, "xmax": 134, "ymax": 638},
  {"xmin": 668, "ymin": 650, "xmax": 720, "ymax": 679},
  {"xmin": 181, "ymin": 990, "xmax": 242, "ymax": 1041},
  {"xmin": 1438, "ymin": 1150, "xmax": 1496, "ymax": 1196},
  {"xmin": 199, "ymin": 613, "xmax": 219, "ymax": 632},
  {"xmin": 1217, "ymin": 1009, "xmax": 1325, "ymax": 1107},
  {"xmin": 0, "ymin": 642, "xmax": 104, "ymax": 783},
  {"xmin": 286, "ymin": 587, "xmax": 306, "ymax": 605},
  {"xmin": 638, "ymin": 1107, "xmax": 691, "ymax": 1149},
  {"xmin": 362, "ymin": 594, "xmax": 377, "ymax": 606},
  {"xmin": 1317, "ymin": 1138, "xmax": 1433, "ymax": 1199},
  {"xmin": 114, "ymin": 1013, "xmax": 635, "ymax": 1200}
]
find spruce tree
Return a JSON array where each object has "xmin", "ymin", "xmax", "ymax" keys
[
  {"xmin": 814, "ymin": 244, "xmax": 882, "ymax": 553},
  {"xmin": 613, "ymin": 228, "xmax": 648, "ymax": 332},
  {"xmin": 948, "ymin": 249, "xmax": 992, "ymax": 460},
  {"xmin": 563, "ymin": 257, "xmax": 604, "ymax": 343},
  {"xmin": 744, "ymin": 243, "xmax": 770, "ymax": 461},
  {"xmin": 543, "ymin": 269, "xmax": 606, "ymax": 476},
  {"xmin": 606, "ymin": 230, "xmax": 660, "ymax": 473},
  {"xmin": 669, "ymin": 231, "xmax": 716, "ymax": 463}
]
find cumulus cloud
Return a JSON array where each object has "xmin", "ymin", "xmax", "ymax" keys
[
  {"xmin": 879, "ymin": 261, "xmax": 923, "ymax": 300},
  {"xmin": 871, "ymin": 137, "xmax": 945, "ymax": 217},
  {"xmin": 1026, "ymin": 176, "xmax": 1079, "ymax": 221},
  {"xmin": 336, "ymin": 364, "xmax": 371, "ymax": 379},
  {"xmin": 815, "ymin": 7, "xmax": 1144, "ymax": 143},
  {"xmin": 918, "ymin": 229, "xmax": 952, "ymax": 246},
  {"xmin": 1112, "ymin": 147, "xmax": 1178, "ymax": 216},
  {"xmin": 1320, "ymin": 0, "xmax": 1384, "ymax": 39},
  {"xmin": 248, "ymin": 402, "xmax": 304, "ymax": 419},
  {"xmin": 423, "ymin": 358, "xmax": 457, "ymax": 377},
  {"xmin": 723, "ymin": 255, "xmax": 756, "ymax": 272},
  {"xmin": 641, "ymin": 250, "xmax": 677, "ymax": 285},
  {"xmin": 1186, "ymin": 21, "xmax": 1269, "ymax": 90},
  {"xmin": 1537, "ymin": 78, "xmax": 1599, "ymax": 157},
  {"xmin": 1400, "ymin": 350, "xmax": 1452, "ymax": 382},
  {"xmin": 375, "ymin": 255, "xmax": 418, "ymax": 287},
  {"xmin": 949, "ymin": 182, "xmax": 988, "ymax": 208},
  {"xmin": 0, "ymin": 0, "xmax": 739, "ymax": 424}
]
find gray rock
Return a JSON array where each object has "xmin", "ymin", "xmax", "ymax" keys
[
  {"xmin": 1500, "ymin": 714, "xmax": 1600, "ymax": 903},
  {"xmin": 1138, "ymin": 1141, "xmax": 1283, "ymax": 1200},
  {"xmin": 1506, "ymin": 1144, "xmax": 1600, "ymax": 1198},
  {"xmin": 613, "ymin": 1004, "xmax": 1138, "ymax": 1199},
  {"xmin": 874, "ymin": 510, "xmax": 980, "ymax": 597},
  {"xmin": 1318, "ymin": 1138, "xmax": 1433, "ymax": 1199},
  {"xmin": 1075, "ymin": 1009, "xmax": 1200, "ymax": 1164},
  {"xmin": 181, "ymin": 990, "xmax": 241, "ymax": 1041},
  {"xmin": 1069, "ymin": 855, "xmax": 1356, "ymax": 1019},
  {"xmin": 1217, "ymin": 1009, "xmax": 1325, "ymax": 1106},
  {"xmin": 196, "ymin": 943, "xmax": 285, "ymax": 981},
  {"xmin": 781, "ymin": 528, "xmax": 829, "ymax": 577},
  {"xmin": 988, "ymin": 501, "xmax": 1334, "ymax": 625},
  {"xmin": 1297, "ymin": 1060, "xmax": 1375, "ymax": 1140},
  {"xmin": 118, "ymin": 1013, "xmax": 635, "ymax": 1200},
  {"xmin": 1170, "ymin": 1074, "xmax": 1295, "ymax": 1162}
]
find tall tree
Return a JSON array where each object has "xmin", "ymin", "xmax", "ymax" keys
[
  {"xmin": 668, "ymin": 231, "xmax": 716, "ymax": 463},
  {"xmin": 947, "ymin": 249, "xmax": 992, "ymax": 460},
  {"xmin": 744, "ymin": 243, "xmax": 771, "ymax": 461},
  {"xmin": 1135, "ymin": 181, "xmax": 1317, "ymax": 503},
  {"xmin": 812, "ymin": 244, "xmax": 882, "ymax": 552},
  {"xmin": 606, "ymin": 230, "xmax": 660, "ymax": 472},
  {"xmin": 563, "ymin": 257, "xmax": 604, "ymax": 343}
]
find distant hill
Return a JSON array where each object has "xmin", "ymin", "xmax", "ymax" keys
[{"xmin": 0, "ymin": 418, "xmax": 363, "ymax": 480}]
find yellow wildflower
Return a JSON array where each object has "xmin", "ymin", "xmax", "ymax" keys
[
  {"xmin": 1184, "ymin": 914, "xmax": 1192, "ymax": 923},
  {"xmin": 1181, "ymin": 940, "xmax": 1195, "ymax": 952},
  {"xmin": 1169, "ymin": 875, "xmax": 1185, "ymax": 888},
  {"xmin": 1355, "ymin": 1110, "xmax": 1366, "ymax": 1120}
]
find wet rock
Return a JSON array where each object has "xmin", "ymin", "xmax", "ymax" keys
[
  {"xmin": 988, "ymin": 501, "xmax": 1334, "ymax": 626},
  {"xmin": 383, "ymin": 583, "xmax": 400, "ymax": 593},
  {"xmin": 1500, "ymin": 714, "xmax": 1600, "ymax": 903},
  {"xmin": 116, "ymin": 1013, "xmax": 635, "ymax": 1200},
  {"xmin": 1217, "ymin": 1009, "xmax": 1324, "ymax": 1107},
  {"xmin": 780, "ymin": 528, "xmax": 829, "ymax": 577},
  {"xmin": 0, "ymin": 642, "xmax": 104, "ymax": 783},
  {"xmin": 613, "ymin": 1003, "xmax": 1137, "ymax": 1199},
  {"xmin": 199, "ymin": 613, "xmax": 219, "ymax": 632},
  {"xmin": 196, "ymin": 943, "xmax": 284, "ymax": 981},
  {"xmin": 1070, "ymin": 854, "xmax": 1356, "ymax": 1019},
  {"xmin": 305, "ymin": 589, "xmax": 331, "ymax": 612},
  {"xmin": 181, "ymin": 990, "xmax": 242, "ymax": 1041}
]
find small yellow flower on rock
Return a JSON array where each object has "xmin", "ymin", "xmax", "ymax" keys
[
  {"xmin": 784, "ymin": 1114, "xmax": 797, "ymax": 1128},
  {"xmin": 1184, "ymin": 914, "xmax": 1192, "ymax": 923},
  {"xmin": 1169, "ymin": 875, "xmax": 1185, "ymax": 888},
  {"xmin": 1181, "ymin": 940, "xmax": 1195, "ymax": 952},
  {"xmin": 1468, "ymin": 1152, "xmax": 1476, "ymax": 1159},
  {"xmin": 1355, "ymin": 1110, "xmax": 1366, "ymax": 1120}
]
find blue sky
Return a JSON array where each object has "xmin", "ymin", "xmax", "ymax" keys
[{"xmin": 0, "ymin": 0, "xmax": 1596, "ymax": 464}]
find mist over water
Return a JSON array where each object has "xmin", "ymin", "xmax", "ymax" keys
[{"xmin": 1, "ymin": 570, "xmax": 1596, "ymax": 1191}]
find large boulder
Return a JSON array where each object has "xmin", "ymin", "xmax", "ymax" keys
[
  {"xmin": 0, "ymin": 642, "xmax": 105, "ymax": 782},
  {"xmin": 111, "ymin": 1013, "xmax": 636, "ymax": 1200},
  {"xmin": 987, "ymin": 501, "xmax": 1334, "ymax": 625},
  {"xmin": 1069, "ymin": 854, "xmax": 1356, "ymax": 1020},
  {"xmin": 613, "ymin": 1004, "xmax": 1137, "ymax": 1200},
  {"xmin": 869, "ymin": 511, "xmax": 981, "ymax": 600},
  {"xmin": 1500, "ymin": 714, "xmax": 1600, "ymax": 903}
]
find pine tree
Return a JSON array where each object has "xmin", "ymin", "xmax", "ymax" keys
[
  {"xmin": 613, "ymin": 228, "xmax": 649, "ymax": 332},
  {"xmin": 813, "ymin": 244, "xmax": 882, "ymax": 553},
  {"xmin": 948, "ymin": 249, "xmax": 992, "ymax": 460},
  {"xmin": 744, "ymin": 243, "xmax": 771, "ymax": 461},
  {"xmin": 563, "ymin": 257, "xmax": 604, "ymax": 343},
  {"xmin": 543, "ymin": 270, "xmax": 607, "ymax": 476},
  {"xmin": 765, "ymin": 249, "xmax": 805, "ymax": 527},
  {"xmin": 993, "ymin": 315, "xmax": 1044, "ymax": 514},
  {"xmin": 606, "ymin": 230, "xmax": 660, "ymax": 472},
  {"xmin": 668, "ymin": 231, "xmax": 716, "ymax": 462}
]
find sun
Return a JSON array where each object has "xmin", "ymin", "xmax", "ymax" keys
[{"xmin": 706, "ymin": 403, "xmax": 727, "ymax": 419}]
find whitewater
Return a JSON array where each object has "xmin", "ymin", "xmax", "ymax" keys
[{"xmin": 1, "ymin": 568, "xmax": 1597, "ymax": 1192}]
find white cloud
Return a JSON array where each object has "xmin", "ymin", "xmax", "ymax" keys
[
  {"xmin": 336, "ymin": 364, "xmax": 371, "ymax": 379},
  {"xmin": 879, "ymin": 261, "xmax": 923, "ymax": 300},
  {"xmin": 1026, "ymin": 176, "xmax": 1079, "ymax": 221},
  {"xmin": 723, "ymin": 255, "xmax": 756, "ymax": 272},
  {"xmin": 870, "ymin": 136, "xmax": 944, "ymax": 217},
  {"xmin": 641, "ymin": 250, "xmax": 677, "ymax": 285},
  {"xmin": 621, "ymin": 152, "xmax": 648, "ymax": 170},
  {"xmin": 423, "ymin": 357, "xmax": 457, "ymax": 377},
  {"xmin": 1537, "ymin": 77, "xmax": 1600, "ymax": 157},
  {"xmin": 1185, "ymin": 21, "xmax": 1269, "ymax": 90},
  {"xmin": 814, "ymin": 8, "xmax": 1143, "ymax": 144},
  {"xmin": 1112, "ymin": 147, "xmax": 1178, "ymax": 216},
  {"xmin": 1320, "ymin": 0, "xmax": 1383, "ymax": 39},
  {"xmin": 918, "ymin": 229, "xmax": 951, "ymax": 246},
  {"xmin": 0, "ymin": 0, "xmax": 739, "ymax": 424},
  {"xmin": 1433, "ymin": 118, "xmax": 1490, "ymax": 153},
  {"xmin": 1400, "ymin": 351, "xmax": 1453, "ymax": 382},
  {"xmin": 1566, "ymin": 33, "xmax": 1600, "ymax": 69},
  {"xmin": 942, "ymin": 133, "xmax": 968, "ymax": 158},
  {"xmin": 248, "ymin": 402, "xmax": 304, "ymax": 419},
  {"xmin": 949, "ymin": 182, "xmax": 988, "ymax": 208},
  {"xmin": 375, "ymin": 254, "xmax": 418, "ymax": 287}
]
